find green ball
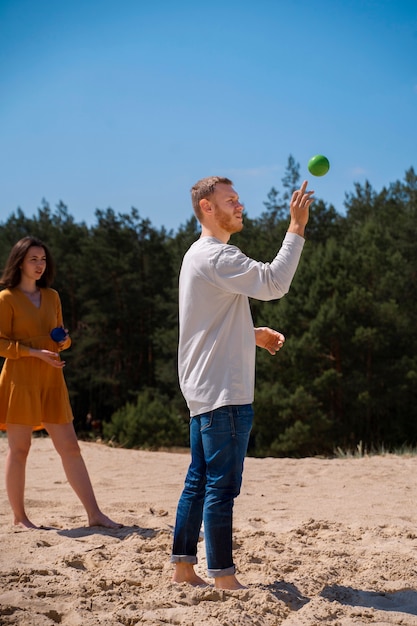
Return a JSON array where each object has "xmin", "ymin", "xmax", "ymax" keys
[{"xmin": 308, "ymin": 154, "xmax": 330, "ymax": 177}]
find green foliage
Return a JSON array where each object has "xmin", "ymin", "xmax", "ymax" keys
[
  {"xmin": 103, "ymin": 388, "xmax": 189, "ymax": 449},
  {"xmin": 1, "ymin": 162, "xmax": 416, "ymax": 456},
  {"xmin": 249, "ymin": 166, "xmax": 417, "ymax": 456}
]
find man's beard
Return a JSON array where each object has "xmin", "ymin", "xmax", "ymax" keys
[{"xmin": 213, "ymin": 204, "xmax": 243, "ymax": 234}]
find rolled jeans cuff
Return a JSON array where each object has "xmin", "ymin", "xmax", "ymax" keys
[
  {"xmin": 170, "ymin": 555, "xmax": 198, "ymax": 564},
  {"xmin": 207, "ymin": 565, "xmax": 236, "ymax": 578}
]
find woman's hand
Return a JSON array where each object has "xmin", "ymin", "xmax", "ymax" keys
[
  {"xmin": 57, "ymin": 328, "xmax": 70, "ymax": 350},
  {"xmin": 30, "ymin": 348, "xmax": 65, "ymax": 368}
]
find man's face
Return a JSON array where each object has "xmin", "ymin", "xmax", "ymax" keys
[{"xmin": 210, "ymin": 183, "xmax": 244, "ymax": 235}]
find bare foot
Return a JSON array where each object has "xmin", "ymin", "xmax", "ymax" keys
[
  {"xmin": 172, "ymin": 563, "xmax": 209, "ymax": 587},
  {"xmin": 14, "ymin": 516, "xmax": 38, "ymax": 530},
  {"xmin": 214, "ymin": 574, "xmax": 246, "ymax": 590},
  {"xmin": 88, "ymin": 512, "xmax": 123, "ymax": 529}
]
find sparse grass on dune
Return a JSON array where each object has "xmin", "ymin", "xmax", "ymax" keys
[{"xmin": 334, "ymin": 440, "xmax": 417, "ymax": 458}]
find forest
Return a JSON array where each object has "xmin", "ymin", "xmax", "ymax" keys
[{"xmin": 1, "ymin": 157, "xmax": 416, "ymax": 457}]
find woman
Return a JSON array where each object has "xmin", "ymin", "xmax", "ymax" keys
[{"xmin": 0, "ymin": 236, "xmax": 121, "ymax": 529}]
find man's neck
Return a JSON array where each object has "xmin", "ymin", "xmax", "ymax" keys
[{"xmin": 200, "ymin": 224, "xmax": 230, "ymax": 243}]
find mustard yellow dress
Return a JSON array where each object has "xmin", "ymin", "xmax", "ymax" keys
[{"xmin": 0, "ymin": 287, "xmax": 74, "ymax": 431}]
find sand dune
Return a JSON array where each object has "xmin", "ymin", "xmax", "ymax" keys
[{"xmin": 1, "ymin": 436, "xmax": 416, "ymax": 625}]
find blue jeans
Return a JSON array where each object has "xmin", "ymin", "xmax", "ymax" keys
[{"xmin": 171, "ymin": 404, "xmax": 253, "ymax": 578}]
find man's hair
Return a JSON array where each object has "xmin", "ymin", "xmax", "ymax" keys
[{"xmin": 191, "ymin": 176, "xmax": 233, "ymax": 220}]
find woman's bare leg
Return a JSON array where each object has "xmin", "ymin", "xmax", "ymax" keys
[
  {"xmin": 45, "ymin": 422, "xmax": 122, "ymax": 528},
  {"xmin": 5, "ymin": 424, "xmax": 37, "ymax": 528}
]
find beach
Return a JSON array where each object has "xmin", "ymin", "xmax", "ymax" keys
[{"xmin": 0, "ymin": 436, "xmax": 416, "ymax": 625}]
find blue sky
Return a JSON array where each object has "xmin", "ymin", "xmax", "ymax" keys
[{"xmin": 1, "ymin": 0, "xmax": 416, "ymax": 233}]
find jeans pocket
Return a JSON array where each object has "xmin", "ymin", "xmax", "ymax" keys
[{"xmin": 200, "ymin": 411, "xmax": 214, "ymax": 432}]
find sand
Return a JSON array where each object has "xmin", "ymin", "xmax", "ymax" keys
[{"xmin": 0, "ymin": 435, "xmax": 416, "ymax": 625}]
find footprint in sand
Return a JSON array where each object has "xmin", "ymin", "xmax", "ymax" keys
[{"xmin": 249, "ymin": 517, "xmax": 266, "ymax": 529}]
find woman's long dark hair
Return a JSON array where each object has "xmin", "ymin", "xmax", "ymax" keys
[{"xmin": 0, "ymin": 236, "xmax": 55, "ymax": 288}]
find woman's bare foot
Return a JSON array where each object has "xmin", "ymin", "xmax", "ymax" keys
[
  {"xmin": 88, "ymin": 512, "xmax": 123, "ymax": 529},
  {"xmin": 214, "ymin": 574, "xmax": 246, "ymax": 590},
  {"xmin": 14, "ymin": 516, "xmax": 38, "ymax": 530},
  {"xmin": 172, "ymin": 563, "xmax": 208, "ymax": 587}
]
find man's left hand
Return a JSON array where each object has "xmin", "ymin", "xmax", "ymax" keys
[{"xmin": 254, "ymin": 327, "xmax": 285, "ymax": 355}]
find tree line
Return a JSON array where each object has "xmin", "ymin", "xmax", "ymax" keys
[{"xmin": 1, "ymin": 157, "xmax": 416, "ymax": 457}]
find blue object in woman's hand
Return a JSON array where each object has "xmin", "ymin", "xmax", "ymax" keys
[{"xmin": 50, "ymin": 327, "xmax": 67, "ymax": 342}]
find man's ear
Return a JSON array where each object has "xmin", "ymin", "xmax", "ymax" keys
[{"xmin": 199, "ymin": 198, "xmax": 212, "ymax": 215}]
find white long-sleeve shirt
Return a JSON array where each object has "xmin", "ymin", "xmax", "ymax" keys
[{"xmin": 178, "ymin": 232, "xmax": 305, "ymax": 416}]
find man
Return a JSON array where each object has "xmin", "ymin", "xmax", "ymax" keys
[{"xmin": 171, "ymin": 176, "xmax": 314, "ymax": 589}]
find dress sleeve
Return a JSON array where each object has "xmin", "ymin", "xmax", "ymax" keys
[
  {"xmin": 54, "ymin": 290, "xmax": 71, "ymax": 351},
  {"xmin": 0, "ymin": 292, "xmax": 31, "ymax": 359}
]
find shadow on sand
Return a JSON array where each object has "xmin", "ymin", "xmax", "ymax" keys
[
  {"xmin": 265, "ymin": 580, "xmax": 310, "ymax": 610},
  {"xmin": 320, "ymin": 585, "xmax": 417, "ymax": 616},
  {"xmin": 56, "ymin": 524, "xmax": 159, "ymax": 540}
]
